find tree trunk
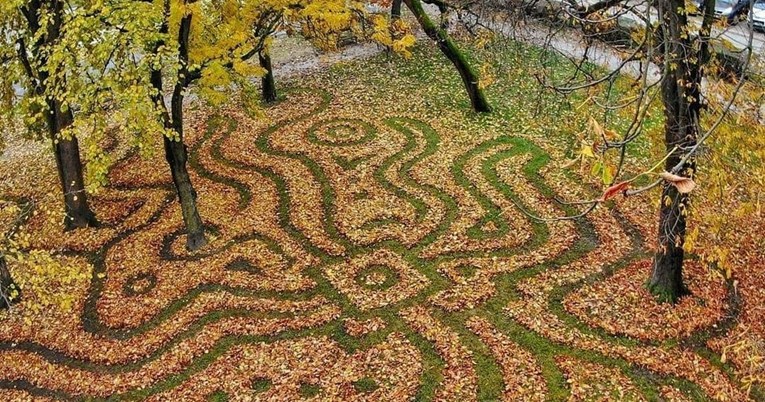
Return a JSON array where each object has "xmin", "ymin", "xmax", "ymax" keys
[
  {"xmin": 48, "ymin": 101, "xmax": 99, "ymax": 231},
  {"xmin": 649, "ymin": 0, "xmax": 705, "ymax": 303},
  {"xmin": 259, "ymin": 49, "xmax": 277, "ymax": 103},
  {"xmin": 166, "ymin": 12, "xmax": 207, "ymax": 251},
  {"xmin": 20, "ymin": 0, "xmax": 98, "ymax": 231},
  {"xmin": 404, "ymin": 0, "xmax": 492, "ymax": 113},
  {"xmin": 166, "ymin": 83, "xmax": 207, "ymax": 251},
  {"xmin": 0, "ymin": 254, "xmax": 20, "ymax": 309},
  {"xmin": 149, "ymin": 7, "xmax": 207, "ymax": 251},
  {"xmin": 392, "ymin": 0, "xmax": 403, "ymax": 20}
]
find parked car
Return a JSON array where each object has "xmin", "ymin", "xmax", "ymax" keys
[
  {"xmin": 689, "ymin": 0, "xmax": 750, "ymax": 24},
  {"xmin": 751, "ymin": 0, "xmax": 765, "ymax": 31}
]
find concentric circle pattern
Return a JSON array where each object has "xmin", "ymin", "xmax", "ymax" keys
[{"xmin": 0, "ymin": 87, "xmax": 746, "ymax": 401}]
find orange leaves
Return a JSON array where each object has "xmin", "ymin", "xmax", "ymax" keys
[
  {"xmin": 659, "ymin": 171, "xmax": 696, "ymax": 194},
  {"xmin": 564, "ymin": 260, "xmax": 726, "ymax": 342},
  {"xmin": 466, "ymin": 316, "xmax": 547, "ymax": 401},
  {"xmin": 2, "ymin": 26, "xmax": 763, "ymax": 401},
  {"xmin": 557, "ymin": 356, "xmax": 646, "ymax": 402},
  {"xmin": 343, "ymin": 316, "xmax": 387, "ymax": 337},
  {"xmin": 600, "ymin": 180, "xmax": 631, "ymax": 201}
]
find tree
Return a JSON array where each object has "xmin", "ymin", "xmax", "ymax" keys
[
  {"xmin": 487, "ymin": 0, "xmax": 754, "ymax": 302},
  {"xmin": 258, "ymin": 47, "xmax": 277, "ymax": 103},
  {"xmin": 402, "ymin": 0, "xmax": 492, "ymax": 112},
  {"xmin": 116, "ymin": 0, "xmax": 408, "ymax": 250},
  {"xmin": 120, "ymin": 0, "xmax": 280, "ymax": 250},
  {"xmin": 250, "ymin": 8, "xmax": 280, "ymax": 103},
  {"xmin": 0, "ymin": 253, "xmax": 20, "ymax": 310},
  {"xmin": 392, "ymin": 0, "xmax": 403, "ymax": 19},
  {"xmin": 646, "ymin": 0, "xmax": 713, "ymax": 301},
  {"xmin": 0, "ymin": 201, "xmax": 30, "ymax": 310},
  {"xmin": 246, "ymin": 0, "xmax": 413, "ymax": 104},
  {"xmin": 147, "ymin": 0, "xmax": 210, "ymax": 251},
  {"xmin": 0, "ymin": 0, "xmax": 99, "ymax": 230}
]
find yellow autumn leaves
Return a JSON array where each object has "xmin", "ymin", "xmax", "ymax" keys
[
  {"xmin": 169, "ymin": 0, "xmax": 418, "ymax": 106},
  {"xmin": 372, "ymin": 15, "xmax": 417, "ymax": 58}
]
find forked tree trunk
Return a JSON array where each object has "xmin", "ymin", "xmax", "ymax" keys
[
  {"xmin": 48, "ymin": 101, "xmax": 99, "ymax": 231},
  {"xmin": 404, "ymin": 0, "xmax": 492, "ymax": 113},
  {"xmin": 649, "ymin": 0, "xmax": 709, "ymax": 303},
  {"xmin": 0, "ymin": 254, "xmax": 20, "ymax": 309},
  {"xmin": 170, "ymin": 12, "xmax": 207, "ymax": 251},
  {"xmin": 167, "ymin": 82, "xmax": 207, "ymax": 251},
  {"xmin": 150, "ymin": 8, "xmax": 207, "ymax": 251},
  {"xmin": 259, "ymin": 49, "xmax": 277, "ymax": 103}
]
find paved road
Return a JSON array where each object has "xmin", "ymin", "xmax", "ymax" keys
[
  {"xmin": 712, "ymin": 20, "xmax": 765, "ymax": 54},
  {"xmin": 571, "ymin": 0, "xmax": 765, "ymax": 61}
]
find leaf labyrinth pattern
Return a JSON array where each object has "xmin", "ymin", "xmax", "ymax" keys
[{"xmin": 0, "ymin": 88, "xmax": 745, "ymax": 401}]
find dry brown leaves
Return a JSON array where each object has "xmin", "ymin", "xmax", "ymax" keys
[
  {"xmin": 557, "ymin": 356, "xmax": 645, "ymax": 402},
  {"xmin": 564, "ymin": 260, "xmax": 727, "ymax": 342}
]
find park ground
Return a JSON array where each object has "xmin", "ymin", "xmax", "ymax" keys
[{"xmin": 0, "ymin": 27, "xmax": 764, "ymax": 401}]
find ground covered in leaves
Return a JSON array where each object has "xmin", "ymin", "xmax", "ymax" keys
[{"xmin": 0, "ymin": 38, "xmax": 763, "ymax": 401}]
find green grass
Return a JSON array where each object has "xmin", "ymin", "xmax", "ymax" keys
[{"xmin": 11, "ymin": 34, "xmax": 749, "ymax": 402}]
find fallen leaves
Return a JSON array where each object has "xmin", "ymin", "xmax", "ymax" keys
[
  {"xmin": 400, "ymin": 306, "xmax": 478, "ymax": 402},
  {"xmin": 557, "ymin": 356, "xmax": 645, "ymax": 402},
  {"xmin": 0, "ymin": 28, "xmax": 760, "ymax": 402},
  {"xmin": 466, "ymin": 316, "xmax": 547, "ymax": 401},
  {"xmin": 324, "ymin": 248, "xmax": 429, "ymax": 311},
  {"xmin": 343, "ymin": 317, "xmax": 387, "ymax": 337},
  {"xmin": 564, "ymin": 260, "xmax": 727, "ymax": 342}
]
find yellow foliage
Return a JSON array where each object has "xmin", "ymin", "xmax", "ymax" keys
[
  {"xmin": 478, "ymin": 62, "xmax": 495, "ymax": 89},
  {"xmin": 393, "ymin": 34, "xmax": 417, "ymax": 59},
  {"xmin": 6, "ymin": 250, "xmax": 91, "ymax": 314}
]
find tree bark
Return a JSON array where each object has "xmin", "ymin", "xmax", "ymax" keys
[
  {"xmin": 166, "ymin": 81, "xmax": 207, "ymax": 251},
  {"xmin": 649, "ymin": 0, "xmax": 706, "ymax": 303},
  {"xmin": 404, "ymin": 0, "xmax": 492, "ymax": 113},
  {"xmin": 172, "ymin": 12, "xmax": 207, "ymax": 251},
  {"xmin": 0, "ymin": 254, "xmax": 20, "ymax": 309},
  {"xmin": 392, "ymin": 0, "xmax": 403, "ymax": 20},
  {"xmin": 259, "ymin": 49, "xmax": 277, "ymax": 103},
  {"xmin": 19, "ymin": 0, "xmax": 98, "ymax": 231},
  {"xmin": 48, "ymin": 102, "xmax": 99, "ymax": 230},
  {"xmin": 150, "ymin": 4, "xmax": 207, "ymax": 251}
]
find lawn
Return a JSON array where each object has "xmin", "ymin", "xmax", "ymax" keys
[{"xmin": 0, "ymin": 35, "xmax": 762, "ymax": 401}]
